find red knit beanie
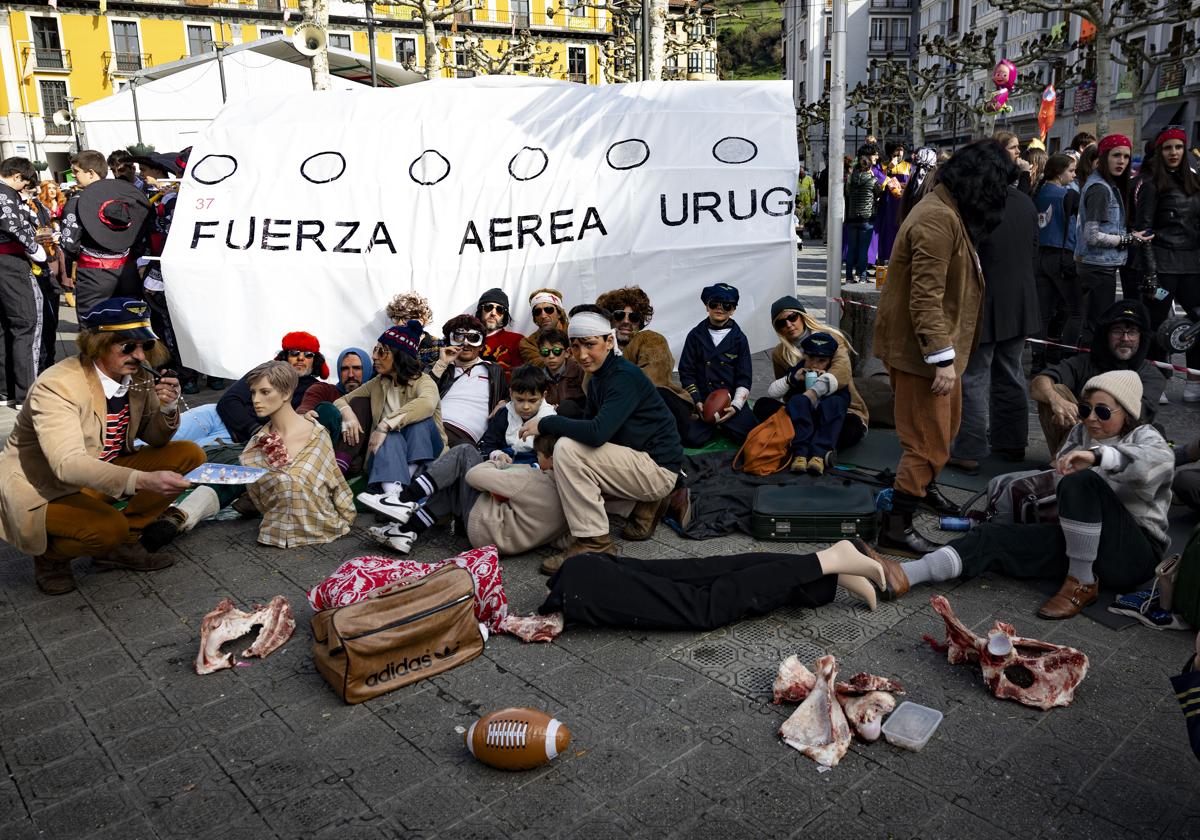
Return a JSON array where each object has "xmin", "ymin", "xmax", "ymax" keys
[{"xmin": 280, "ymin": 331, "xmax": 328, "ymax": 378}]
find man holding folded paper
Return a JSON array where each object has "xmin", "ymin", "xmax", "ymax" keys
[{"xmin": 0, "ymin": 297, "xmax": 204, "ymax": 595}]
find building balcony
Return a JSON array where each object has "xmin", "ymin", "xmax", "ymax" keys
[
  {"xmin": 1159, "ymin": 61, "xmax": 1184, "ymax": 92},
  {"xmin": 25, "ymin": 48, "xmax": 72, "ymax": 73},
  {"xmin": 567, "ymin": 72, "xmax": 587, "ymax": 83},
  {"xmin": 103, "ymin": 52, "xmax": 150, "ymax": 74},
  {"xmin": 869, "ymin": 36, "xmax": 911, "ymax": 53},
  {"xmin": 870, "ymin": 0, "xmax": 911, "ymax": 8}
]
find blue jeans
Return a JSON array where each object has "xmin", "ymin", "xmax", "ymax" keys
[
  {"xmin": 949, "ymin": 336, "xmax": 1029, "ymax": 461},
  {"xmin": 175, "ymin": 404, "xmax": 233, "ymax": 447},
  {"xmin": 786, "ymin": 388, "xmax": 850, "ymax": 457},
  {"xmin": 845, "ymin": 221, "xmax": 873, "ymax": 283}
]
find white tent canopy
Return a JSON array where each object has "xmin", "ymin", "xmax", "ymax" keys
[{"xmin": 77, "ymin": 37, "xmax": 423, "ymax": 155}]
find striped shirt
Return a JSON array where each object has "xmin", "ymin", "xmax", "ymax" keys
[{"xmin": 102, "ymin": 394, "xmax": 130, "ymax": 462}]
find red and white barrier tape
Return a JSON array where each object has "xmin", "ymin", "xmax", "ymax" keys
[{"xmin": 832, "ymin": 297, "xmax": 1200, "ymax": 378}]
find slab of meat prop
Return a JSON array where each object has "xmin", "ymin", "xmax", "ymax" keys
[
  {"xmin": 498, "ymin": 612, "xmax": 564, "ymax": 643},
  {"xmin": 772, "ymin": 654, "xmax": 905, "ymax": 703},
  {"xmin": 779, "ymin": 655, "xmax": 852, "ymax": 767},
  {"xmin": 840, "ymin": 691, "xmax": 896, "ymax": 742},
  {"xmin": 926, "ymin": 595, "xmax": 1089, "ymax": 710},
  {"xmin": 195, "ymin": 596, "xmax": 296, "ymax": 675}
]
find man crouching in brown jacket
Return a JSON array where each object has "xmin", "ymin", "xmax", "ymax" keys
[
  {"xmin": 872, "ymin": 140, "xmax": 1013, "ymax": 565},
  {"xmin": 0, "ymin": 298, "xmax": 205, "ymax": 594}
]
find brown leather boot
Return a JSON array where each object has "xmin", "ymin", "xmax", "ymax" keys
[
  {"xmin": 621, "ymin": 496, "xmax": 671, "ymax": 541},
  {"xmin": 851, "ymin": 538, "xmax": 910, "ymax": 600},
  {"xmin": 539, "ymin": 534, "xmax": 617, "ymax": 575},
  {"xmin": 1037, "ymin": 575, "xmax": 1099, "ymax": 620},
  {"xmin": 93, "ymin": 542, "xmax": 175, "ymax": 573},
  {"xmin": 35, "ymin": 556, "xmax": 76, "ymax": 596}
]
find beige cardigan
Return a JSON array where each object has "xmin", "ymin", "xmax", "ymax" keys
[
  {"xmin": 0, "ymin": 357, "xmax": 181, "ymax": 555},
  {"xmin": 333, "ymin": 372, "xmax": 447, "ymax": 448}
]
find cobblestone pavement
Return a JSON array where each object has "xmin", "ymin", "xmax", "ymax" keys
[{"xmin": 1, "ymin": 295, "xmax": 1198, "ymax": 838}]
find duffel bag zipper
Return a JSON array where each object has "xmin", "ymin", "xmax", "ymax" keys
[{"xmin": 338, "ymin": 592, "xmax": 473, "ymax": 642}]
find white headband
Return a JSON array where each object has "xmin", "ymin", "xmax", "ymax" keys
[
  {"xmin": 567, "ymin": 312, "xmax": 613, "ymax": 339},
  {"xmin": 530, "ymin": 291, "xmax": 563, "ymax": 309}
]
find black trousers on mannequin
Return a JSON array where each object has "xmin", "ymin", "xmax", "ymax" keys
[{"xmin": 539, "ymin": 551, "xmax": 837, "ymax": 631}]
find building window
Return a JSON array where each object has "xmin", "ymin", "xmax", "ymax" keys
[
  {"xmin": 454, "ymin": 41, "xmax": 475, "ymax": 77},
  {"xmin": 40, "ymin": 79, "xmax": 70, "ymax": 135},
  {"xmin": 568, "ymin": 46, "xmax": 586, "ymax": 83},
  {"xmin": 112, "ymin": 21, "xmax": 143, "ymax": 71},
  {"xmin": 187, "ymin": 25, "xmax": 213, "ymax": 56},
  {"xmin": 687, "ymin": 52, "xmax": 702, "ymax": 73},
  {"xmin": 259, "ymin": 28, "xmax": 283, "ymax": 39},
  {"xmin": 329, "ymin": 33, "xmax": 352, "ymax": 51},
  {"xmin": 513, "ymin": 0, "xmax": 530, "ymax": 28},
  {"xmin": 31, "ymin": 17, "xmax": 66, "ymax": 70},
  {"xmin": 395, "ymin": 37, "xmax": 416, "ymax": 66},
  {"xmin": 572, "ymin": 0, "xmax": 587, "ymax": 17},
  {"xmin": 704, "ymin": 50, "xmax": 716, "ymax": 74}
]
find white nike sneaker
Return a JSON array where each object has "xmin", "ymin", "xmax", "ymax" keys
[
  {"xmin": 356, "ymin": 492, "xmax": 418, "ymax": 524},
  {"xmin": 368, "ymin": 523, "xmax": 417, "ymax": 555}
]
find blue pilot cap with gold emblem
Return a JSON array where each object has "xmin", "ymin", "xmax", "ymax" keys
[{"xmin": 78, "ymin": 297, "xmax": 158, "ymax": 340}]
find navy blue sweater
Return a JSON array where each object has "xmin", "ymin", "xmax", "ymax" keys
[
  {"xmin": 677, "ymin": 319, "xmax": 753, "ymax": 403},
  {"xmin": 539, "ymin": 352, "xmax": 683, "ymax": 473}
]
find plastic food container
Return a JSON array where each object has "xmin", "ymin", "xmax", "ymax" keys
[{"xmin": 881, "ymin": 702, "xmax": 943, "ymax": 751}]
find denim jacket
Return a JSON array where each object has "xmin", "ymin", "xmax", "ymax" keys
[{"xmin": 1074, "ymin": 172, "xmax": 1127, "ymax": 267}]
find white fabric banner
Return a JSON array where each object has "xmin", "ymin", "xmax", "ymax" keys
[{"xmin": 164, "ymin": 77, "xmax": 798, "ymax": 379}]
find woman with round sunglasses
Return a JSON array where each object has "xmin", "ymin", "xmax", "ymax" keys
[
  {"xmin": 878, "ymin": 370, "xmax": 1173, "ymax": 620},
  {"xmin": 519, "ymin": 288, "xmax": 570, "ymax": 367},
  {"xmin": 753, "ymin": 295, "xmax": 868, "ymax": 452}
]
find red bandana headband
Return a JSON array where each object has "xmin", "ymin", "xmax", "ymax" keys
[
  {"xmin": 1097, "ymin": 134, "xmax": 1132, "ymax": 156},
  {"xmin": 1156, "ymin": 127, "xmax": 1187, "ymax": 147}
]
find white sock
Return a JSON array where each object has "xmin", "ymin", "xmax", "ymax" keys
[
  {"xmin": 1060, "ymin": 517, "xmax": 1102, "ymax": 585},
  {"xmin": 902, "ymin": 546, "xmax": 963, "ymax": 587},
  {"xmin": 381, "ymin": 481, "xmax": 402, "ymax": 495}
]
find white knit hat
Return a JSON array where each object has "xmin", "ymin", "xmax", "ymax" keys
[{"xmin": 1082, "ymin": 370, "xmax": 1142, "ymax": 420}]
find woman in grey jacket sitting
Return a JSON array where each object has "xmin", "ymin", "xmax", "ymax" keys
[{"xmin": 876, "ymin": 369, "xmax": 1174, "ymax": 620}]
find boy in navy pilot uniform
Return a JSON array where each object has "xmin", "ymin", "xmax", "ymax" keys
[
  {"xmin": 770, "ymin": 331, "xmax": 851, "ymax": 476},
  {"xmin": 677, "ymin": 283, "xmax": 758, "ymax": 446}
]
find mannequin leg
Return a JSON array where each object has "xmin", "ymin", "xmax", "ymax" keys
[
  {"xmin": 815, "ymin": 540, "xmax": 884, "ymax": 588},
  {"xmin": 837, "ymin": 574, "xmax": 878, "ymax": 611}
]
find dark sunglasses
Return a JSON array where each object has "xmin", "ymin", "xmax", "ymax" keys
[
  {"xmin": 286, "ymin": 349, "xmax": 316, "ymax": 359},
  {"xmin": 1077, "ymin": 402, "xmax": 1122, "ymax": 421},
  {"xmin": 707, "ymin": 301, "xmax": 735, "ymax": 312},
  {"xmin": 773, "ymin": 312, "xmax": 803, "ymax": 331},
  {"xmin": 532, "ymin": 305, "xmax": 558, "ymax": 317},
  {"xmin": 481, "ymin": 303, "xmax": 507, "ymax": 314},
  {"xmin": 450, "ymin": 330, "xmax": 484, "ymax": 347},
  {"xmin": 119, "ymin": 340, "xmax": 156, "ymax": 355},
  {"xmin": 612, "ymin": 310, "xmax": 644, "ymax": 325},
  {"xmin": 540, "ymin": 346, "xmax": 565, "ymax": 357}
]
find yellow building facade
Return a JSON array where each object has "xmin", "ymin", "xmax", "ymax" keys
[{"xmin": 1, "ymin": 0, "xmax": 610, "ymax": 174}]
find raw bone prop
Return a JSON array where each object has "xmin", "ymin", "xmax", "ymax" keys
[
  {"xmin": 775, "ymin": 654, "xmax": 905, "ymax": 765},
  {"xmin": 924, "ymin": 595, "xmax": 1089, "ymax": 710},
  {"xmin": 195, "ymin": 595, "xmax": 296, "ymax": 675}
]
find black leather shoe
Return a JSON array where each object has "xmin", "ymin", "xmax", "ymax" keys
[
  {"xmin": 877, "ymin": 511, "xmax": 943, "ymax": 558},
  {"xmin": 992, "ymin": 447, "xmax": 1026, "ymax": 462},
  {"xmin": 920, "ymin": 483, "xmax": 961, "ymax": 517}
]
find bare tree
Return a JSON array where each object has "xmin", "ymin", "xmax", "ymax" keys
[
  {"xmin": 442, "ymin": 30, "xmax": 559, "ymax": 77},
  {"xmin": 795, "ymin": 94, "xmax": 829, "ymax": 165},
  {"xmin": 376, "ymin": 0, "xmax": 478, "ymax": 78},
  {"xmin": 1110, "ymin": 28, "xmax": 1198, "ymax": 151},
  {"xmin": 989, "ymin": 0, "xmax": 1200, "ymax": 139}
]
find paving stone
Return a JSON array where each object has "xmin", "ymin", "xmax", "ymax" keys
[
  {"xmin": 19, "ymin": 750, "xmax": 116, "ymax": 813},
  {"xmin": 261, "ymin": 780, "xmax": 368, "ymax": 837},
  {"xmin": 374, "ymin": 771, "xmax": 484, "ymax": 832},
  {"xmin": 618, "ymin": 772, "xmax": 711, "ymax": 833},
  {"xmin": 919, "ymin": 802, "xmax": 1019, "ymax": 840},
  {"xmin": 29, "ymin": 786, "xmax": 136, "ymax": 838}
]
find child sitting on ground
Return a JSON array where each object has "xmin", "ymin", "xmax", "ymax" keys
[
  {"xmin": 538, "ymin": 328, "xmax": 585, "ymax": 412},
  {"xmin": 479, "ymin": 364, "xmax": 557, "ymax": 466},
  {"xmin": 367, "ymin": 432, "xmax": 577, "ymax": 555},
  {"xmin": 764, "ymin": 331, "xmax": 851, "ymax": 475},
  {"xmin": 677, "ymin": 282, "xmax": 758, "ymax": 446}
]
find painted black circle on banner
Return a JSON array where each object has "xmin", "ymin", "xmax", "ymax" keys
[
  {"xmin": 190, "ymin": 154, "xmax": 238, "ymax": 185},
  {"xmin": 606, "ymin": 139, "xmax": 650, "ymax": 170},
  {"xmin": 712, "ymin": 137, "xmax": 758, "ymax": 165},
  {"xmin": 300, "ymin": 151, "xmax": 346, "ymax": 184},
  {"xmin": 409, "ymin": 150, "xmax": 450, "ymax": 186}
]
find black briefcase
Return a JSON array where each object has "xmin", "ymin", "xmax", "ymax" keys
[{"xmin": 749, "ymin": 479, "xmax": 878, "ymax": 542}]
